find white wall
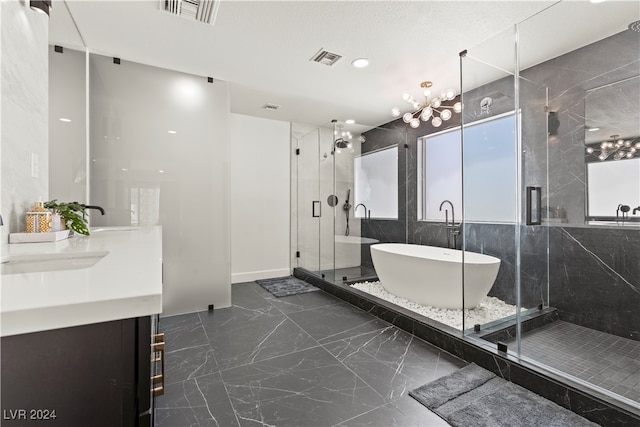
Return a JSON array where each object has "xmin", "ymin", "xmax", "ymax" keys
[
  {"xmin": 230, "ymin": 114, "xmax": 290, "ymax": 283},
  {"xmin": 1, "ymin": 1, "xmax": 49, "ymax": 246}
]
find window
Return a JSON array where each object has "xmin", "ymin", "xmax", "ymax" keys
[
  {"xmin": 354, "ymin": 146, "xmax": 398, "ymax": 219},
  {"xmin": 587, "ymin": 158, "xmax": 640, "ymax": 219},
  {"xmin": 419, "ymin": 112, "xmax": 517, "ymax": 223}
]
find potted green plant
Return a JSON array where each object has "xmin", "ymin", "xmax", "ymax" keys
[{"xmin": 44, "ymin": 200, "xmax": 90, "ymax": 235}]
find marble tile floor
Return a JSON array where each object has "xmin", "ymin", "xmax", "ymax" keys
[
  {"xmin": 504, "ymin": 320, "xmax": 640, "ymax": 403},
  {"xmin": 155, "ymin": 281, "xmax": 465, "ymax": 427}
]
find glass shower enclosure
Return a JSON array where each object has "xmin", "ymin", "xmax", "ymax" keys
[
  {"xmin": 461, "ymin": 1, "xmax": 640, "ymax": 409},
  {"xmin": 293, "ymin": 121, "xmax": 407, "ymax": 285}
]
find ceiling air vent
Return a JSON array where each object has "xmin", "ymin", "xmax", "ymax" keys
[
  {"xmin": 263, "ymin": 103, "xmax": 280, "ymax": 111},
  {"xmin": 161, "ymin": 0, "xmax": 220, "ymax": 26},
  {"xmin": 310, "ymin": 48, "xmax": 342, "ymax": 66}
]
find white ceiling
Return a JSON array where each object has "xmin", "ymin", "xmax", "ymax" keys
[{"xmin": 49, "ymin": 0, "xmax": 639, "ymax": 128}]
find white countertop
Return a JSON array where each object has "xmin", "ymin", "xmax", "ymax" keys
[{"xmin": 1, "ymin": 226, "xmax": 162, "ymax": 337}]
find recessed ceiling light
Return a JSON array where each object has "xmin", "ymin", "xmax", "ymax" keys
[
  {"xmin": 345, "ymin": 119, "xmax": 355, "ymax": 125},
  {"xmin": 351, "ymin": 58, "xmax": 369, "ymax": 68},
  {"xmin": 121, "ymin": 168, "xmax": 128, "ymax": 171},
  {"xmin": 589, "ymin": 0, "xmax": 606, "ymax": 3},
  {"xmin": 59, "ymin": 118, "xmax": 71, "ymax": 122},
  {"xmin": 587, "ymin": 127, "xmax": 600, "ymax": 132},
  {"xmin": 159, "ymin": 170, "xmax": 165, "ymax": 173},
  {"xmin": 168, "ymin": 130, "xmax": 177, "ymax": 134}
]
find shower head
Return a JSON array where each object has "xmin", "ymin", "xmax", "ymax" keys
[
  {"xmin": 334, "ymin": 138, "xmax": 350, "ymax": 149},
  {"xmin": 333, "ymin": 138, "xmax": 353, "ymax": 154},
  {"xmin": 629, "ymin": 20, "xmax": 640, "ymax": 32}
]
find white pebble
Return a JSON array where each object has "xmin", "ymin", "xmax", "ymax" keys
[{"xmin": 351, "ymin": 281, "xmax": 522, "ymax": 330}]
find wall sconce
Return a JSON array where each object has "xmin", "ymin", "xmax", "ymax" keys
[{"xmin": 30, "ymin": 0, "xmax": 52, "ymax": 16}]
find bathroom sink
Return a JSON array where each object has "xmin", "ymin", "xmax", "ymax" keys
[
  {"xmin": 0, "ymin": 251, "xmax": 109, "ymax": 275},
  {"xmin": 90, "ymin": 226, "xmax": 140, "ymax": 233}
]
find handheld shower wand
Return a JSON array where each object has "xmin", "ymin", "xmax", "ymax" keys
[{"xmin": 344, "ymin": 189, "xmax": 352, "ymax": 236}]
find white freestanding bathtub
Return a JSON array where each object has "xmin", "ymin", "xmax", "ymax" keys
[{"xmin": 370, "ymin": 243, "xmax": 500, "ymax": 309}]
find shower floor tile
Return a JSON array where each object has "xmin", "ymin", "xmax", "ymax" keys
[{"xmin": 506, "ymin": 320, "xmax": 640, "ymax": 403}]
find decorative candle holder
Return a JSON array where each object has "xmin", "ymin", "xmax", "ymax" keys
[{"xmin": 26, "ymin": 201, "xmax": 52, "ymax": 233}]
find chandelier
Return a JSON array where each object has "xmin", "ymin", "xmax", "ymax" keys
[
  {"xmin": 586, "ymin": 134, "xmax": 640, "ymax": 161},
  {"xmin": 391, "ymin": 81, "xmax": 462, "ymax": 129}
]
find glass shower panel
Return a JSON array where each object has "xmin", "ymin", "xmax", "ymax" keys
[
  {"xmin": 295, "ymin": 127, "xmax": 321, "ymax": 273},
  {"xmin": 318, "ymin": 124, "xmax": 336, "ymax": 279},
  {"xmin": 461, "ymin": 0, "xmax": 640, "ymax": 408},
  {"xmin": 332, "ymin": 121, "xmax": 361, "ymax": 282},
  {"xmin": 293, "ymin": 122, "xmax": 336, "ymax": 281},
  {"xmin": 358, "ymin": 126, "xmax": 407, "ymax": 280},
  {"xmin": 515, "ymin": 1, "xmax": 640, "ymax": 406},
  {"xmin": 460, "ymin": 26, "xmax": 521, "ymax": 338},
  {"xmin": 89, "ymin": 53, "xmax": 231, "ymax": 316},
  {"xmin": 333, "ymin": 123, "xmax": 396, "ymax": 284}
]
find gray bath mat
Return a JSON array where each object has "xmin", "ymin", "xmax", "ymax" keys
[
  {"xmin": 256, "ymin": 276, "xmax": 320, "ymax": 298},
  {"xmin": 409, "ymin": 363, "xmax": 598, "ymax": 427}
]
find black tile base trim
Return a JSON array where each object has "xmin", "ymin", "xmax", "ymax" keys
[
  {"xmin": 294, "ymin": 268, "xmax": 640, "ymax": 425},
  {"xmin": 475, "ymin": 307, "xmax": 560, "ymax": 344}
]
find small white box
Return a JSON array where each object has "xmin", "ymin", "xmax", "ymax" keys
[{"xmin": 9, "ymin": 230, "xmax": 71, "ymax": 244}]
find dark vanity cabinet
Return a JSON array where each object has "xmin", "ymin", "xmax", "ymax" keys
[{"xmin": 1, "ymin": 316, "xmax": 163, "ymax": 427}]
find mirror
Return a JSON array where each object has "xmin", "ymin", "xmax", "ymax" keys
[{"xmin": 584, "ymin": 76, "xmax": 640, "ymax": 222}]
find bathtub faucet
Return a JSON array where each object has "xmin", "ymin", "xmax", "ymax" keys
[
  {"xmin": 439, "ymin": 200, "xmax": 459, "ymax": 249},
  {"xmin": 355, "ymin": 203, "xmax": 370, "ymax": 220}
]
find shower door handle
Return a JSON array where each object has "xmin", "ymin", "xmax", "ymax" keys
[
  {"xmin": 312, "ymin": 201, "xmax": 321, "ymax": 218},
  {"xmin": 526, "ymin": 186, "xmax": 542, "ymax": 225}
]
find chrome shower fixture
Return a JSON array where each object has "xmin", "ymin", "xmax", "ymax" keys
[
  {"xmin": 334, "ymin": 138, "xmax": 351, "ymax": 153},
  {"xmin": 617, "ymin": 204, "xmax": 631, "ymax": 220}
]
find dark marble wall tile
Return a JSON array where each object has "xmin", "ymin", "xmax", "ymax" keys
[
  {"xmin": 522, "ymin": 30, "xmax": 640, "ymax": 225},
  {"xmin": 463, "ymin": 223, "xmax": 518, "ymax": 304},
  {"xmin": 549, "ymin": 226, "xmax": 640, "ymax": 340}
]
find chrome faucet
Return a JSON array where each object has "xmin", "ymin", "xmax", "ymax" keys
[
  {"xmin": 354, "ymin": 203, "xmax": 370, "ymax": 220},
  {"xmin": 439, "ymin": 200, "xmax": 459, "ymax": 249},
  {"xmin": 84, "ymin": 205, "xmax": 105, "ymax": 215},
  {"xmin": 439, "ymin": 200, "xmax": 455, "ymax": 226}
]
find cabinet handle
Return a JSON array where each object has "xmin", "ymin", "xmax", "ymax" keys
[{"xmin": 151, "ymin": 333, "xmax": 165, "ymax": 397}]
